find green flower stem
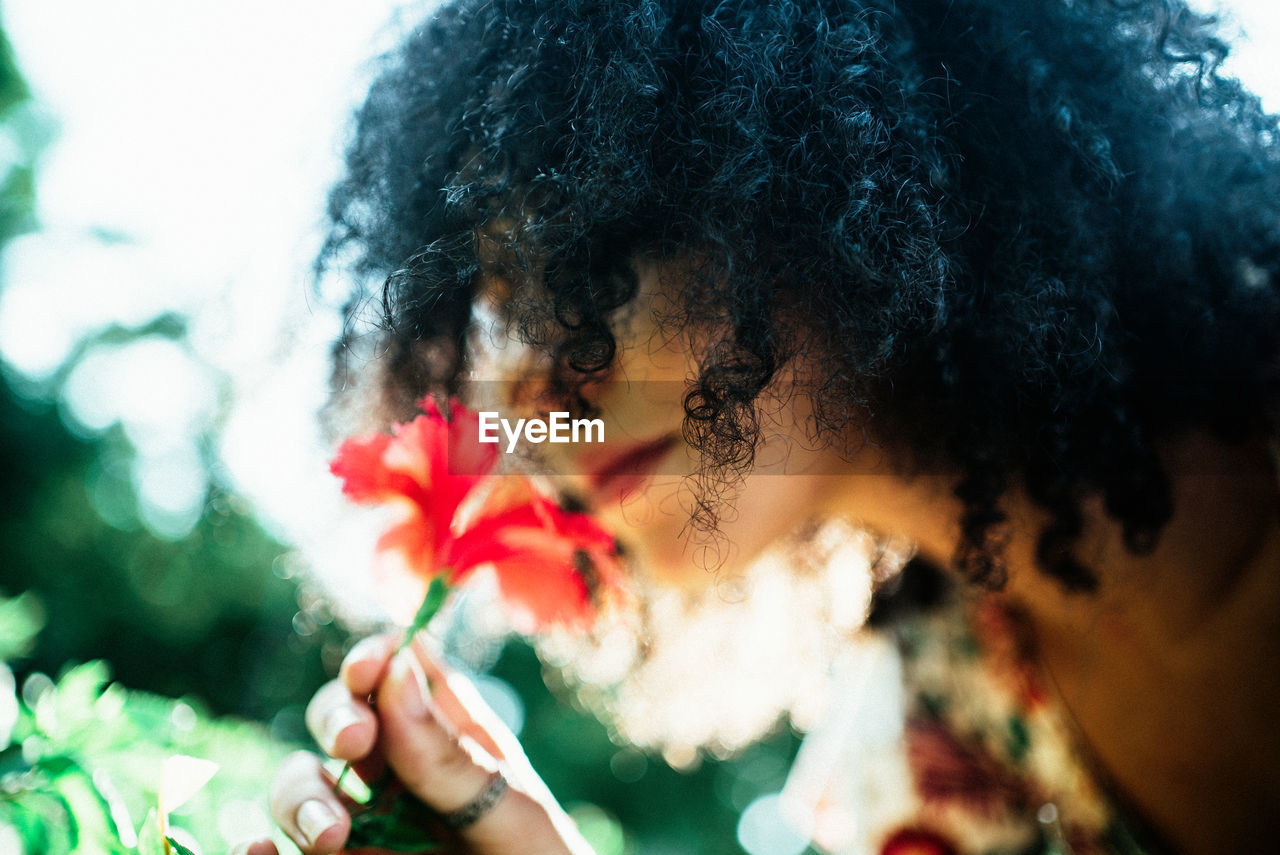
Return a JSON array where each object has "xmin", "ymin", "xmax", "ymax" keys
[
  {"xmin": 397, "ymin": 576, "xmax": 451, "ymax": 655},
  {"xmin": 332, "ymin": 575, "xmax": 451, "ymax": 812}
]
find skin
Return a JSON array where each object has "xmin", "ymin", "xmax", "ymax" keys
[
  {"xmin": 996, "ymin": 438, "xmax": 1280, "ymax": 855},
  {"xmin": 247, "ymin": 262, "xmax": 1280, "ymax": 855}
]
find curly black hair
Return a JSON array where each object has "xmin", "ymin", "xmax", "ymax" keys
[{"xmin": 321, "ymin": 0, "xmax": 1280, "ymax": 591}]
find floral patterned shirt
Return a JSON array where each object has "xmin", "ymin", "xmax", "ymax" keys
[{"xmin": 784, "ymin": 588, "xmax": 1166, "ymax": 855}]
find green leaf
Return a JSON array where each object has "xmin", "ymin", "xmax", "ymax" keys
[
  {"xmin": 5, "ymin": 796, "xmax": 56, "ymax": 853},
  {"xmin": 165, "ymin": 837, "xmax": 197, "ymax": 855},
  {"xmin": 0, "ymin": 591, "xmax": 44, "ymax": 661},
  {"xmin": 47, "ymin": 787, "xmax": 80, "ymax": 850},
  {"xmin": 34, "ymin": 661, "xmax": 111, "ymax": 740},
  {"xmin": 136, "ymin": 809, "xmax": 166, "ymax": 855},
  {"xmin": 329, "ymin": 761, "xmax": 373, "ymax": 804},
  {"xmin": 57, "ymin": 662, "xmax": 112, "ymax": 701},
  {"xmin": 36, "ymin": 754, "xmax": 77, "ymax": 776},
  {"xmin": 50, "ymin": 763, "xmax": 119, "ymax": 851}
]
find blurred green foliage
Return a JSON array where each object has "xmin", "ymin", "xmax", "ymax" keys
[
  {"xmin": 0, "ymin": 382, "xmax": 347, "ymax": 728},
  {"xmin": 0, "ymin": 16, "xmax": 338, "ymax": 853},
  {"xmin": 1, "ymin": 593, "xmax": 298, "ymax": 854},
  {"xmin": 0, "ymin": 12, "xmax": 36, "ymax": 240},
  {"xmin": 0, "ymin": 15, "xmax": 344, "ymax": 733}
]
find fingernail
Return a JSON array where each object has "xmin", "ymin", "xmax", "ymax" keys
[
  {"xmin": 229, "ymin": 844, "xmax": 268, "ymax": 855},
  {"xmin": 296, "ymin": 799, "xmax": 338, "ymax": 848},
  {"xmin": 339, "ymin": 636, "xmax": 389, "ymax": 681},
  {"xmin": 229, "ymin": 842, "xmax": 268, "ymax": 855},
  {"xmin": 391, "ymin": 649, "xmax": 430, "ymax": 720},
  {"xmin": 320, "ymin": 705, "xmax": 361, "ymax": 750}
]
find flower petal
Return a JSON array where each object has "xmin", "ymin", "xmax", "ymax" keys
[
  {"xmin": 447, "ymin": 494, "xmax": 623, "ymax": 630},
  {"xmin": 329, "ymin": 433, "xmax": 396, "ymax": 502},
  {"xmin": 444, "ymin": 397, "xmax": 501, "ymax": 478},
  {"xmin": 333, "ymin": 400, "xmax": 618, "ymax": 632},
  {"xmin": 485, "ymin": 552, "xmax": 595, "ymax": 633}
]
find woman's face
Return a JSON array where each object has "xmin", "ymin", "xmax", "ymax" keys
[{"xmin": 467, "ymin": 259, "xmax": 961, "ymax": 590}]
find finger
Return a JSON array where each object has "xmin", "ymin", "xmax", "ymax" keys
[
  {"xmin": 378, "ymin": 650, "xmax": 580, "ymax": 855},
  {"xmin": 379, "ymin": 650, "xmax": 497, "ymax": 812},
  {"xmin": 306, "ymin": 679, "xmax": 378, "ymax": 761},
  {"xmin": 339, "ymin": 634, "xmax": 398, "ymax": 696},
  {"xmin": 228, "ymin": 842, "xmax": 278, "ymax": 855},
  {"xmin": 406, "ymin": 641, "xmax": 506, "ymax": 761},
  {"xmin": 268, "ymin": 751, "xmax": 350, "ymax": 854},
  {"xmin": 404, "ymin": 640, "xmax": 590, "ymax": 848}
]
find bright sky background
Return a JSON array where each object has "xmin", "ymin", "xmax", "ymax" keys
[
  {"xmin": 0, "ymin": 0, "xmax": 433, "ymax": 617},
  {"xmin": 0, "ymin": 0, "xmax": 1276, "ymax": 610}
]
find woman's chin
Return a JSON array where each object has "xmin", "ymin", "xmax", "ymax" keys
[{"xmin": 535, "ymin": 518, "xmax": 885, "ymax": 759}]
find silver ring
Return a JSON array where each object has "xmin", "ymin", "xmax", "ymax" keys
[{"xmin": 440, "ymin": 771, "xmax": 509, "ymax": 829}]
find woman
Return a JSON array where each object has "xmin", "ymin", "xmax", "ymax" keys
[{"xmin": 247, "ymin": 0, "xmax": 1280, "ymax": 853}]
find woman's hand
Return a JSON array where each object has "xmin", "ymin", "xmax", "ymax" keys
[{"xmin": 235, "ymin": 634, "xmax": 595, "ymax": 855}]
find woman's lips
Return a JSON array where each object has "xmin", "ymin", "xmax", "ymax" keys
[{"xmin": 582, "ymin": 434, "xmax": 680, "ymax": 502}]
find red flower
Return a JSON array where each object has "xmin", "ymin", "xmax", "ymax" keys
[
  {"xmin": 880, "ymin": 827, "xmax": 958, "ymax": 855},
  {"xmin": 330, "ymin": 397, "xmax": 623, "ymax": 632}
]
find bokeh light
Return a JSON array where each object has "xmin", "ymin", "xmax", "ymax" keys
[{"xmin": 737, "ymin": 793, "xmax": 812, "ymax": 855}]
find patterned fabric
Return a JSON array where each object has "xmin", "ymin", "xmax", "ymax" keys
[{"xmin": 784, "ymin": 589, "xmax": 1161, "ymax": 855}]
